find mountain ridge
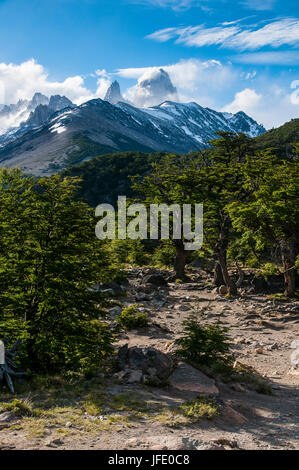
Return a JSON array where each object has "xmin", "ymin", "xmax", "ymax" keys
[{"xmin": 0, "ymin": 94, "xmax": 266, "ymax": 176}]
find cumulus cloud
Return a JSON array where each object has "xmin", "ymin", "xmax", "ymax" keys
[
  {"xmin": 222, "ymin": 86, "xmax": 299, "ymax": 128},
  {"xmin": 222, "ymin": 88, "xmax": 262, "ymax": 113},
  {"xmin": 0, "ymin": 58, "xmax": 107, "ymax": 106},
  {"xmin": 118, "ymin": 58, "xmax": 237, "ymax": 107},
  {"xmin": 124, "ymin": 68, "xmax": 178, "ymax": 107},
  {"xmin": 0, "ymin": 58, "xmax": 113, "ymax": 132},
  {"xmin": 147, "ymin": 18, "xmax": 299, "ymax": 50}
]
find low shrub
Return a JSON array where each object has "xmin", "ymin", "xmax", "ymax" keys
[
  {"xmin": 117, "ymin": 304, "xmax": 148, "ymax": 330},
  {"xmin": 175, "ymin": 318, "xmax": 232, "ymax": 367},
  {"xmin": 0, "ymin": 398, "xmax": 37, "ymax": 417},
  {"xmin": 179, "ymin": 398, "xmax": 218, "ymax": 421}
]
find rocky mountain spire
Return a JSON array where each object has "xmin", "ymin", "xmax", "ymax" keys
[{"xmin": 104, "ymin": 81, "xmax": 124, "ymax": 104}]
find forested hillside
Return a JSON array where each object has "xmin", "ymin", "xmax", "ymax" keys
[
  {"xmin": 62, "ymin": 151, "xmax": 169, "ymax": 206},
  {"xmin": 253, "ymin": 118, "xmax": 299, "ymax": 157},
  {"xmin": 64, "ymin": 119, "xmax": 299, "ymax": 207}
]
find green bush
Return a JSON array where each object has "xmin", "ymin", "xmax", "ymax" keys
[
  {"xmin": 0, "ymin": 398, "xmax": 37, "ymax": 417},
  {"xmin": 117, "ymin": 304, "xmax": 148, "ymax": 330},
  {"xmin": 259, "ymin": 263, "xmax": 280, "ymax": 280},
  {"xmin": 110, "ymin": 239, "xmax": 151, "ymax": 266},
  {"xmin": 152, "ymin": 243, "xmax": 176, "ymax": 267},
  {"xmin": 179, "ymin": 398, "xmax": 218, "ymax": 421},
  {"xmin": 175, "ymin": 318, "xmax": 232, "ymax": 366}
]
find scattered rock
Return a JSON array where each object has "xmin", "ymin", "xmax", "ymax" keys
[
  {"xmin": 143, "ymin": 274, "xmax": 168, "ymax": 287},
  {"xmin": 219, "ymin": 285, "xmax": 228, "ymax": 295},
  {"xmin": 45, "ymin": 438, "xmax": 64, "ymax": 447},
  {"xmin": 108, "ymin": 306, "xmax": 122, "ymax": 318},
  {"xmin": 96, "ymin": 281, "xmax": 124, "ymax": 295},
  {"xmin": 254, "ymin": 348, "xmax": 265, "ymax": 355},
  {"xmin": 169, "ymin": 361, "xmax": 219, "ymax": 395},
  {"xmin": 135, "ymin": 292, "xmax": 152, "ymax": 301},
  {"xmin": 231, "ymin": 383, "xmax": 246, "ymax": 392},
  {"xmin": 290, "ymin": 349, "xmax": 299, "ymax": 368},
  {"xmin": 136, "ymin": 283, "xmax": 157, "ymax": 294},
  {"xmin": 174, "ymin": 304, "xmax": 190, "ymax": 312},
  {"xmin": 0, "ymin": 411, "xmax": 16, "ymax": 423},
  {"xmin": 267, "ymin": 343, "xmax": 279, "ymax": 351},
  {"xmin": 290, "ymin": 339, "xmax": 299, "ymax": 349},
  {"xmin": 221, "ymin": 404, "xmax": 247, "ymax": 425},
  {"xmin": 126, "ymin": 436, "xmax": 220, "ymax": 450},
  {"xmin": 211, "ymin": 437, "xmax": 239, "ymax": 449}
]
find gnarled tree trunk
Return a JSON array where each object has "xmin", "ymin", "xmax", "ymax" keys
[
  {"xmin": 280, "ymin": 237, "xmax": 296, "ymax": 297},
  {"xmin": 218, "ymin": 249, "xmax": 238, "ymax": 296},
  {"xmin": 213, "ymin": 260, "xmax": 224, "ymax": 286},
  {"xmin": 173, "ymin": 240, "xmax": 187, "ymax": 279}
]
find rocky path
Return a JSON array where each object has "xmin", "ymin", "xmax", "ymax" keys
[{"xmin": 0, "ymin": 268, "xmax": 298, "ymax": 450}]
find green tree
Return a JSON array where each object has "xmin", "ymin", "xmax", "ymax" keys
[
  {"xmin": 133, "ymin": 135, "xmax": 250, "ymax": 293},
  {"xmin": 0, "ymin": 169, "xmax": 116, "ymax": 372},
  {"xmin": 228, "ymin": 154, "xmax": 299, "ymax": 297},
  {"xmin": 132, "ymin": 154, "xmax": 204, "ymax": 278}
]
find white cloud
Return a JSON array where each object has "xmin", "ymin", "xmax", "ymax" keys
[
  {"xmin": 147, "ymin": 18, "xmax": 299, "ymax": 50},
  {"xmin": 124, "ymin": 68, "xmax": 177, "ymax": 107},
  {"xmin": 131, "ymin": 0, "xmax": 202, "ymax": 10},
  {"xmin": 227, "ymin": 18, "xmax": 299, "ymax": 50},
  {"xmin": 147, "ymin": 25, "xmax": 241, "ymax": 46},
  {"xmin": 95, "ymin": 77, "xmax": 112, "ymax": 97},
  {"xmin": 233, "ymin": 51, "xmax": 299, "ymax": 65},
  {"xmin": 131, "ymin": 0, "xmax": 276, "ymax": 11},
  {"xmin": 0, "ymin": 58, "xmax": 106, "ymax": 106},
  {"xmin": 223, "ymin": 88, "xmax": 262, "ymax": 113},
  {"xmin": 223, "ymin": 86, "xmax": 299, "ymax": 128},
  {"xmin": 0, "ymin": 58, "xmax": 113, "ymax": 133},
  {"xmin": 243, "ymin": 71, "xmax": 257, "ymax": 79},
  {"xmin": 118, "ymin": 58, "xmax": 237, "ymax": 108},
  {"xmin": 242, "ymin": 0, "xmax": 276, "ymax": 10}
]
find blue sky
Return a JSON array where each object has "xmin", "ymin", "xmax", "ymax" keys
[{"xmin": 0, "ymin": 0, "xmax": 298, "ymax": 127}]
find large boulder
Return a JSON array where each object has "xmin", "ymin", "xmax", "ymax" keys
[
  {"xmin": 169, "ymin": 362, "xmax": 219, "ymax": 395},
  {"xmin": 142, "ymin": 274, "xmax": 168, "ymax": 287},
  {"xmin": 117, "ymin": 345, "xmax": 174, "ymax": 382},
  {"xmin": 95, "ymin": 281, "xmax": 124, "ymax": 296}
]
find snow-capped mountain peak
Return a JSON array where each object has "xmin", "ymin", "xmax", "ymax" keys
[
  {"xmin": 29, "ymin": 92, "xmax": 49, "ymax": 110},
  {"xmin": 0, "ymin": 93, "xmax": 74, "ymax": 139}
]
